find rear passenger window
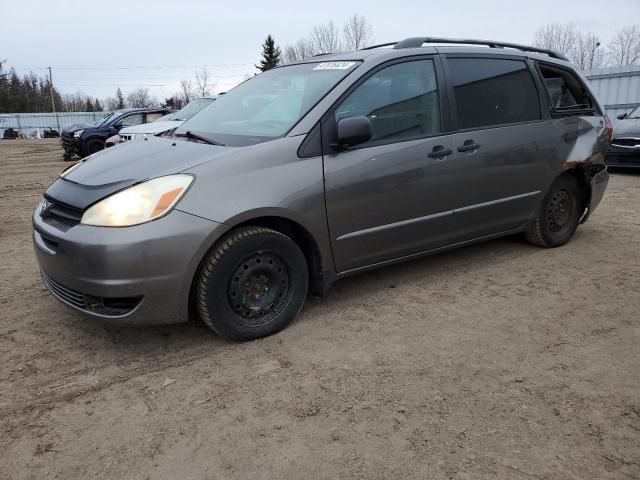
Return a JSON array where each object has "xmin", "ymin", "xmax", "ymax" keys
[
  {"xmin": 537, "ymin": 63, "xmax": 594, "ymax": 114},
  {"xmin": 335, "ymin": 59, "xmax": 440, "ymax": 143},
  {"xmin": 448, "ymin": 58, "xmax": 541, "ymax": 129}
]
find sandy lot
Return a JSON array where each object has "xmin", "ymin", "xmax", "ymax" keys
[{"xmin": 1, "ymin": 139, "xmax": 639, "ymax": 479}]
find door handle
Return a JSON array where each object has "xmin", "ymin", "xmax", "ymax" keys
[
  {"xmin": 457, "ymin": 140, "xmax": 481, "ymax": 152},
  {"xmin": 427, "ymin": 145, "xmax": 453, "ymax": 159}
]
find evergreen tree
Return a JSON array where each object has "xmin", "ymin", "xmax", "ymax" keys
[
  {"xmin": 115, "ymin": 87, "xmax": 125, "ymax": 109},
  {"xmin": 256, "ymin": 35, "xmax": 281, "ymax": 72},
  {"xmin": 85, "ymin": 98, "xmax": 94, "ymax": 112},
  {"xmin": 93, "ymin": 98, "xmax": 102, "ymax": 111}
]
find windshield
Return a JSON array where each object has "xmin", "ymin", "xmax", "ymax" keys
[
  {"xmin": 163, "ymin": 98, "xmax": 216, "ymax": 121},
  {"xmin": 92, "ymin": 112, "xmax": 114, "ymax": 126},
  {"xmin": 175, "ymin": 61, "xmax": 360, "ymax": 147},
  {"xmin": 627, "ymin": 105, "xmax": 640, "ymax": 119}
]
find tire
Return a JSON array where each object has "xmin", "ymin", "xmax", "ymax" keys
[
  {"xmin": 83, "ymin": 139, "xmax": 104, "ymax": 156},
  {"xmin": 196, "ymin": 226, "xmax": 309, "ymax": 341},
  {"xmin": 525, "ymin": 174, "xmax": 583, "ymax": 248}
]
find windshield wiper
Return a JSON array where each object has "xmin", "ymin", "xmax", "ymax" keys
[{"xmin": 175, "ymin": 130, "xmax": 225, "ymax": 146}]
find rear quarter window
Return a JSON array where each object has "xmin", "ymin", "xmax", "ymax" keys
[
  {"xmin": 537, "ymin": 63, "xmax": 596, "ymax": 115},
  {"xmin": 447, "ymin": 57, "xmax": 541, "ymax": 130}
]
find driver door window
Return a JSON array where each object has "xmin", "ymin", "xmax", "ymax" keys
[{"xmin": 335, "ymin": 59, "xmax": 441, "ymax": 144}]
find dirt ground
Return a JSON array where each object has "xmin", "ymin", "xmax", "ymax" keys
[{"xmin": 1, "ymin": 139, "xmax": 639, "ymax": 479}]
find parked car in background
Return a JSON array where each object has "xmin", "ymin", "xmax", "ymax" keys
[
  {"xmin": 60, "ymin": 108, "xmax": 172, "ymax": 160},
  {"xmin": 115, "ymin": 97, "xmax": 218, "ymax": 146},
  {"xmin": 606, "ymin": 105, "xmax": 640, "ymax": 168},
  {"xmin": 35, "ymin": 37, "xmax": 610, "ymax": 341}
]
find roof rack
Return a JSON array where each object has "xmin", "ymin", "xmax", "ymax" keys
[{"xmin": 361, "ymin": 37, "xmax": 569, "ymax": 61}]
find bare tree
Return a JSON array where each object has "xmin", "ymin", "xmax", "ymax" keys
[
  {"xmin": 570, "ymin": 32, "xmax": 604, "ymax": 70},
  {"xmin": 195, "ymin": 67, "xmax": 218, "ymax": 97},
  {"xmin": 105, "ymin": 97, "xmax": 120, "ymax": 111},
  {"xmin": 343, "ymin": 13, "xmax": 373, "ymax": 51},
  {"xmin": 126, "ymin": 87, "xmax": 153, "ymax": 108},
  {"xmin": 180, "ymin": 79, "xmax": 193, "ymax": 103},
  {"xmin": 607, "ymin": 25, "xmax": 640, "ymax": 67},
  {"xmin": 282, "ymin": 38, "xmax": 317, "ymax": 63},
  {"xmin": 533, "ymin": 23, "xmax": 578, "ymax": 57},
  {"xmin": 311, "ymin": 21, "xmax": 341, "ymax": 54}
]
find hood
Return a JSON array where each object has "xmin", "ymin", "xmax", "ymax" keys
[
  {"xmin": 62, "ymin": 122, "xmax": 93, "ymax": 133},
  {"xmin": 119, "ymin": 120, "xmax": 184, "ymax": 135},
  {"xmin": 614, "ymin": 118, "xmax": 640, "ymax": 137},
  {"xmin": 45, "ymin": 136, "xmax": 236, "ymax": 209}
]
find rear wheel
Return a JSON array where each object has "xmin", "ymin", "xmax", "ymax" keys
[
  {"xmin": 196, "ymin": 226, "xmax": 308, "ymax": 341},
  {"xmin": 525, "ymin": 174, "xmax": 583, "ymax": 248}
]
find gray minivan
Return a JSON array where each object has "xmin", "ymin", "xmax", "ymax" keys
[{"xmin": 34, "ymin": 37, "xmax": 611, "ymax": 341}]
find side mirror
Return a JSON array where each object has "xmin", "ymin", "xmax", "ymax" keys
[
  {"xmin": 112, "ymin": 122, "xmax": 123, "ymax": 130},
  {"xmin": 617, "ymin": 113, "xmax": 628, "ymax": 120},
  {"xmin": 336, "ymin": 116, "xmax": 373, "ymax": 147}
]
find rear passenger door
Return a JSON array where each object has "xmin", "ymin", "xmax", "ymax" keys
[{"xmin": 442, "ymin": 55, "xmax": 552, "ymax": 241}]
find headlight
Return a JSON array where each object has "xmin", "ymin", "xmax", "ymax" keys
[
  {"xmin": 73, "ymin": 130, "xmax": 84, "ymax": 138},
  {"xmin": 80, "ymin": 174, "xmax": 194, "ymax": 227}
]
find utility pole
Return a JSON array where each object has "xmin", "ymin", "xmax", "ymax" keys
[{"xmin": 48, "ymin": 66, "xmax": 61, "ymax": 133}]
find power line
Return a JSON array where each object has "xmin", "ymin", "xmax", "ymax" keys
[{"xmin": 14, "ymin": 63, "xmax": 255, "ymax": 71}]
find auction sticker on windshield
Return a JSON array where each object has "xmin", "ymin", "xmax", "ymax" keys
[{"xmin": 313, "ymin": 62, "xmax": 356, "ymax": 70}]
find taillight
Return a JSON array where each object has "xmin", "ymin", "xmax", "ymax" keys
[{"xmin": 604, "ymin": 115, "xmax": 614, "ymax": 143}]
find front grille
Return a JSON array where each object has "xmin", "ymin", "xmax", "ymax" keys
[
  {"xmin": 611, "ymin": 138, "xmax": 640, "ymax": 148},
  {"xmin": 119, "ymin": 134, "xmax": 133, "ymax": 142},
  {"xmin": 41, "ymin": 200, "xmax": 83, "ymax": 228},
  {"xmin": 41, "ymin": 271, "xmax": 142, "ymax": 317}
]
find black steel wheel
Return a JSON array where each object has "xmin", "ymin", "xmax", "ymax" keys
[
  {"xmin": 525, "ymin": 174, "xmax": 583, "ymax": 248},
  {"xmin": 196, "ymin": 226, "xmax": 308, "ymax": 341}
]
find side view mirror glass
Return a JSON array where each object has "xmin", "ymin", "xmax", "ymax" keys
[
  {"xmin": 336, "ymin": 116, "xmax": 373, "ymax": 147},
  {"xmin": 617, "ymin": 113, "xmax": 628, "ymax": 120}
]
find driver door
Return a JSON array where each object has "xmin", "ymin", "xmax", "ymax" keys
[{"xmin": 322, "ymin": 57, "xmax": 459, "ymax": 273}]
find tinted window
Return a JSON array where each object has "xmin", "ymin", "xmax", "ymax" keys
[
  {"xmin": 449, "ymin": 58, "xmax": 540, "ymax": 129},
  {"xmin": 336, "ymin": 59, "xmax": 440, "ymax": 143}
]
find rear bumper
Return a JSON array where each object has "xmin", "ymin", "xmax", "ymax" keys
[
  {"xmin": 33, "ymin": 205, "xmax": 229, "ymax": 325},
  {"xmin": 582, "ymin": 166, "xmax": 609, "ymax": 223}
]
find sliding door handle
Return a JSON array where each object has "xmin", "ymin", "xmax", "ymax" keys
[
  {"xmin": 427, "ymin": 145, "xmax": 453, "ymax": 159},
  {"xmin": 457, "ymin": 140, "xmax": 481, "ymax": 152}
]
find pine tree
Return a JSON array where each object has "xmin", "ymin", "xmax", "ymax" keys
[
  {"xmin": 256, "ymin": 35, "xmax": 281, "ymax": 72},
  {"xmin": 85, "ymin": 98, "xmax": 94, "ymax": 112},
  {"xmin": 93, "ymin": 98, "xmax": 102, "ymax": 111},
  {"xmin": 115, "ymin": 87, "xmax": 125, "ymax": 109}
]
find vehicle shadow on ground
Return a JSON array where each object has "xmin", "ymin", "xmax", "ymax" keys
[{"xmin": 70, "ymin": 234, "xmax": 534, "ymax": 352}]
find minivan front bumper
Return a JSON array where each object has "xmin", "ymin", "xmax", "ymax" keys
[{"xmin": 33, "ymin": 204, "xmax": 229, "ymax": 325}]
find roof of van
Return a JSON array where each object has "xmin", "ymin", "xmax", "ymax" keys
[{"xmin": 293, "ymin": 37, "xmax": 573, "ymax": 68}]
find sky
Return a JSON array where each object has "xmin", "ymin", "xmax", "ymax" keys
[{"xmin": 3, "ymin": 0, "xmax": 639, "ymax": 101}]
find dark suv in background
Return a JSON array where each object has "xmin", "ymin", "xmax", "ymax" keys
[
  {"xmin": 60, "ymin": 107, "xmax": 171, "ymax": 160},
  {"xmin": 35, "ymin": 37, "xmax": 611, "ymax": 341}
]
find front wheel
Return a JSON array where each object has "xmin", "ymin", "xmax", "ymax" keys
[
  {"xmin": 525, "ymin": 174, "xmax": 583, "ymax": 248},
  {"xmin": 82, "ymin": 139, "xmax": 104, "ymax": 156},
  {"xmin": 196, "ymin": 227, "xmax": 309, "ymax": 341}
]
